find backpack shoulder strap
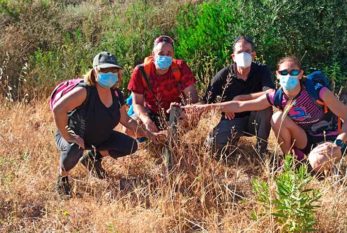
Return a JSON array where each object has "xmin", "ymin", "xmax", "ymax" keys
[
  {"xmin": 304, "ymin": 71, "xmax": 329, "ymax": 101},
  {"xmin": 171, "ymin": 59, "xmax": 182, "ymax": 83},
  {"xmin": 303, "ymin": 77, "xmax": 328, "ymax": 113},
  {"xmin": 273, "ymin": 88, "xmax": 284, "ymax": 110},
  {"xmin": 138, "ymin": 64, "xmax": 153, "ymax": 92}
]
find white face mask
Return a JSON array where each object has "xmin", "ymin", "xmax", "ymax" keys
[{"xmin": 234, "ymin": 52, "xmax": 252, "ymax": 68}]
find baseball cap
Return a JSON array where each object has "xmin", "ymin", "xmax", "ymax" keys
[{"xmin": 93, "ymin": 51, "xmax": 122, "ymax": 69}]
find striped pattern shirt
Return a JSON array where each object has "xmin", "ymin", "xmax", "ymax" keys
[{"xmin": 267, "ymin": 87, "xmax": 339, "ymax": 136}]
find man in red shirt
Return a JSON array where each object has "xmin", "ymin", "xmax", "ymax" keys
[{"xmin": 127, "ymin": 35, "xmax": 198, "ymax": 133}]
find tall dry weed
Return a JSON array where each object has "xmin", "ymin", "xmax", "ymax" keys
[{"xmin": 0, "ymin": 99, "xmax": 347, "ymax": 232}]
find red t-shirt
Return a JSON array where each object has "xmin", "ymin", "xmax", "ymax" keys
[{"xmin": 127, "ymin": 59, "xmax": 196, "ymax": 114}]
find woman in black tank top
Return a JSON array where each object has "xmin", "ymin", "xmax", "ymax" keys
[{"xmin": 52, "ymin": 52, "xmax": 160, "ymax": 198}]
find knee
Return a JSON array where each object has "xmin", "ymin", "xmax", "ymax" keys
[
  {"xmin": 206, "ymin": 136, "xmax": 225, "ymax": 152},
  {"xmin": 61, "ymin": 151, "xmax": 82, "ymax": 172},
  {"xmin": 270, "ymin": 111, "xmax": 284, "ymax": 128},
  {"xmin": 206, "ymin": 129, "xmax": 230, "ymax": 149},
  {"xmin": 60, "ymin": 143, "xmax": 83, "ymax": 171}
]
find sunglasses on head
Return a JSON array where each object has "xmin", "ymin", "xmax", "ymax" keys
[
  {"xmin": 154, "ymin": 36, "xmax": 174, "ymax": 46},
  {"xmin": 278, "ymin": 69, "xmax": 301, "ymax": 76}
]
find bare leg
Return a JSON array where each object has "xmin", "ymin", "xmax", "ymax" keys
[{"xmin": 271, "ymin": 111, "xmax": 308, "ymax": 154}]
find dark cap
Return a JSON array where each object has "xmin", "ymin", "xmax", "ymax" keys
[
  {"xmin": 153, "ymin": 35, "xmax": 174, "ymax": 47},
  {"xmin": 93, "ymin": 51, "xmax": 122, "ymax": 69}
]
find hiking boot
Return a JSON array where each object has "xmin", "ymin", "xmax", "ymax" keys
[
  {"xmin": 56, "ymin": 176, "xmax": 72, "ymax": 198},
  {"xmin": 80, "ymin": 151, "xmax": 107, "ymax": 179}
]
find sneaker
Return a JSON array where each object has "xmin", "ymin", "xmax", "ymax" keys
[
  {"xmin": 80, "ymin": 151, "xmax": 107, "ymax": 179},
  {"xmin": 56, "ymin": 176, "xmax": 72, "ymax": 198}
]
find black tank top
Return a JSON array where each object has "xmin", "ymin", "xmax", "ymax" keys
[{"xmin": 68, "ymin": 84, "xmax": 124, "ymax": 148}]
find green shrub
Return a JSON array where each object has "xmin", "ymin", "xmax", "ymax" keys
[
  {"xmin": 1, "ymin": 0, "xmax": 347, "ymax": 100},
  {"xmin": 175, "ymin": 0, "xmax": 347, "ymax": 89},
  {"xmin": 252, "ymin": 155, "xmax": 321, "ymax": 232},
  {"xmin": 175, "ymin": 1, "xmax": 240, "ymax": 80}
]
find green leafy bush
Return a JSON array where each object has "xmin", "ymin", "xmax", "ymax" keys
[
  {"xmin": 174, "ymin": 0, "xmax": 241, "ymax": 84},
  {"xmin": 252, "ymin": 155, "xmax": 321, "ymax": 232},
  {"xmin": 1, "ymin": 0, "xmax": 347, "ymax": 100},
  {"xmin": 175, "ymin": 0, "xmax": 347, "ymax": 91}
]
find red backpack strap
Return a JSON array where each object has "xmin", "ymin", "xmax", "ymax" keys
[
  {"xmin": 171, "ymin": 58, "xmax": 181, "ymax": 83},
  {"xmin": 138, "ymin": 64, "xmax": 153, "ymax": 92}
]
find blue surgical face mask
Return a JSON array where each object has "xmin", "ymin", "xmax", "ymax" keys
[
  {"xmin": 97, "ymin": 72, "xmax": 118, "ymax": 88},
  {"xmin": 155, "ymin": 55, "xmax": 172, "ymax": 70},
  {"xmin": 279, "ymin": 75, "xmax": 299, "ymax": 91}
]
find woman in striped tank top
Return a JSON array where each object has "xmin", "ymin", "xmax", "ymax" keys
[{"xmin": 181, "ymin": 56, "xmax": 347, "ymax": 173}]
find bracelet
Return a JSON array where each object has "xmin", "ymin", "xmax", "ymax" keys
[{"xmin": 334, "ymin": 139, "xmax": 347, "ymax": 156}]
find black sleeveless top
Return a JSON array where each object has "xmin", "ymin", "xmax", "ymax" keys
[{"xmin": 68, "ymin": 84, "xmax": 125, "ymax": 148}]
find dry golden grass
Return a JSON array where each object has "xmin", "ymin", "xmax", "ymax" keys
[{"xmin": 0, "ymin": 97, "xmax": 347, "ymax": 232}]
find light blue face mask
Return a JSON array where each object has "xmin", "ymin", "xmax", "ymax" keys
[
  {"xmin": 155, "ymin": 55, "xmax": 172, "ymax": 70},
  {"xmin": 97, "ymin": 72, "xmax": 118, "ymax": 88},
  {"xmin": 279, "ymin": 75, "xmax": 299, "ymax": 91}
]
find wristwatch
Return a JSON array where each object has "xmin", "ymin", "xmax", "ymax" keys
[{"xmin": 334, "ymin": 139, "xmax": 347, "ymax": 156}]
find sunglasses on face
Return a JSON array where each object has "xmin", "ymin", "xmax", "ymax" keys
[{"xmin": 278, "ymin": 69, "xmax": 301, "ymax": 76}]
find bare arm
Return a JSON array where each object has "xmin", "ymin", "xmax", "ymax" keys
[
  {"xmin": 308, "ymin": 89, "xmax": 347, "ymax": 171},
  {"xmin": 53, "ymin": 87, "xmax": 87, "ymax": 142},
  {"xmin": 132, "ymin": 92, "xmax": 151, "ymax": 122},
  {"xmin": 183, "ymin": 84, "xmax": 199, "ymax": 104},
  {"xmin": 119, "ymin": 105, "xmax": 148, "ymax": 137},
  {"xmin": 183, "ymin": 94, "xmax": 271, "ymax": 114},
  {"xmin": 132, "ymin": 92, "xmax": 158, "ymax": 132},
  {"xmin": 321, "ymin": 89, "xmax": 347, "ymax": 141},
  {"xmin": 233, "ymin": 89, "xmax": 274, "ymax": 101}
]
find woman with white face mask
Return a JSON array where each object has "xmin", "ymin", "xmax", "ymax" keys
[
  {"xmin": 182, "ymin": 56, "xmax": 347, "ymax": 174},
  {"xmin": 52, "ymin": 51, "xmax": 159, "ymax": 198}
]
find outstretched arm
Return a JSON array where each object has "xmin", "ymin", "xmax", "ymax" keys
[
  {"xmin": 233, "ymin": 89, "xmax": 274, "ymax": 101},
  {"xmin": 182, "ymin": 93, "xmax": 272, "ymax": 114}
]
